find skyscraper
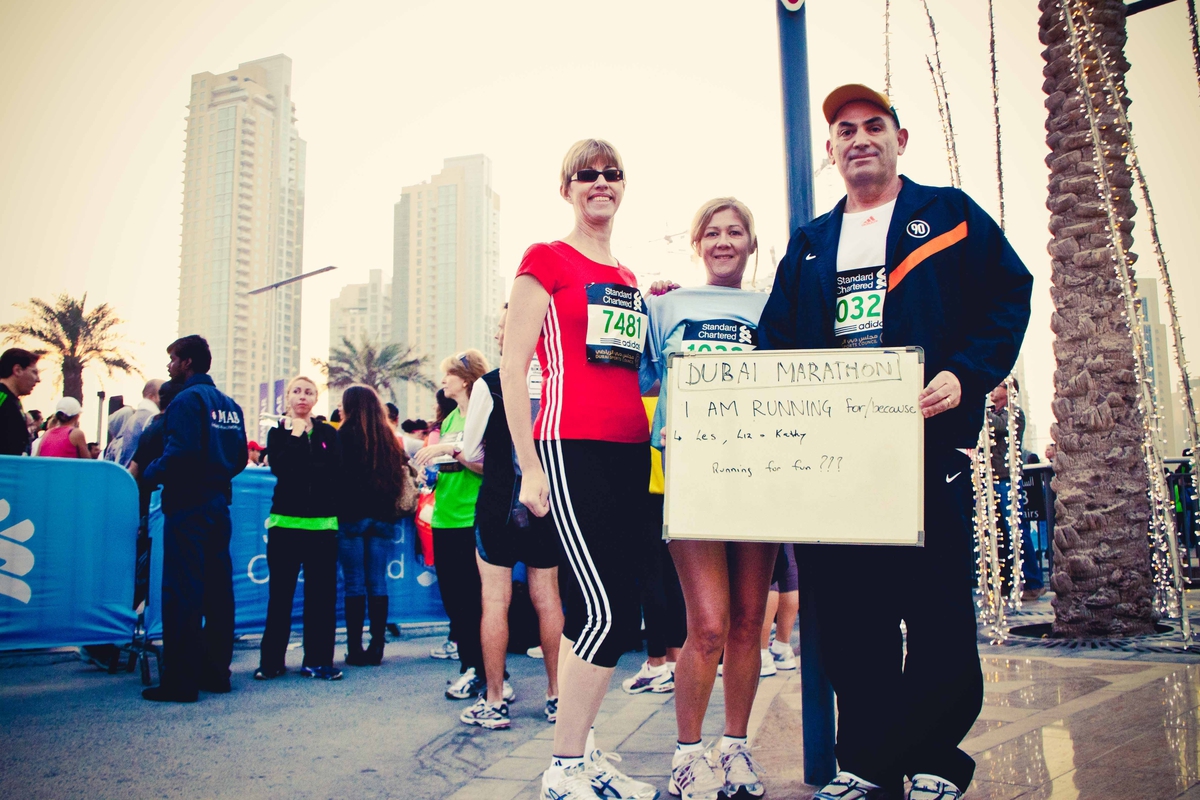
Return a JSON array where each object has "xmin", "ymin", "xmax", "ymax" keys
[
  {"xmin": 1137, "ymin": 279, "xmax": 1180, "ymax": 455},
  {"xmin": 391, "ymin": 155, "xmax": 503, "ymax": 420},
  {"xmin": 328, "ymin": 269, "xmax": 393, "ymax": 410},
  {"xmin": 177, "ymin": 54, "xmax": 306, "ymax": 432}
]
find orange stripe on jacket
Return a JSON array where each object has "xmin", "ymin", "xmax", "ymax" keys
[{"xmin": 888, "ymin": 221, "xmax": 968, "ymax": 292}]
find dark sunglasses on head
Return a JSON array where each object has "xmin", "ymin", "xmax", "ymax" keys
[{"xmin": 570, "ymin": 168, "xmax": 624, "ymax": 184}]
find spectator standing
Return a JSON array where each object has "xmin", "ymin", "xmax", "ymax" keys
[
  {"xmin": 988, "ymin": 379, "xmax": 1042, "ymax": 600},
  {"xmin": 37, "ymin": 398, "xmax": 92, "ymax": 459},
  {"xmin": 337, "ymin": 384, "xmax": 411, "ymax": 666},
  {"xmin": 0, "ymin": 348, "xmax": 41, "ymax": 455},
  {"xmin": 141, "ymin": 335, "xmax": 248, "ymax": 703},
  {"xmin": 255, "ymin": 376, "xmax": 342, "ymax": 681},
  {"xmin": 414, "ymin": 350, "xmax": 491, "ymax": 701},
  {"xmin": 108, "ymin": 379, "xmax": 164, "ymax": 467}
]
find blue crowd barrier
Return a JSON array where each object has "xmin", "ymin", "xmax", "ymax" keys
[
  {"xmin": 145, "ymin": 467, "xmax": 447, "ymax": 637},
  {"xmin": 0, "ymin": 456, "xmax": 445, "ymax": 651},
  {"xmin": 0, "ymin": 456, "xmax": 139, "ymax": 649}
]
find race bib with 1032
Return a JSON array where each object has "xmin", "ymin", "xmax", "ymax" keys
[
  {"xmin": 585, "ymin": 283, "xmax": 647, "ymax": 369},
  {"xmin": 681, "ymin": 319, "xmax": 758, "ymax": 353},
  {"xmin": 835, "ymin": 266, "xmax": 887, "ymax": 348}
]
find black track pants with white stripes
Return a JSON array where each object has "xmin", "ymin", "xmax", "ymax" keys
[{"xmin": 537, "ymin": 438, "xmax": 650, "ymax": 668}]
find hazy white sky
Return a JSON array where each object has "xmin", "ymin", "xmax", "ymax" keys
[{"xmin": 2, "ymin": 0, "xmax": 1198, "ymax": 451}]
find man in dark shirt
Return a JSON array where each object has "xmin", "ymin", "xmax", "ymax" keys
[
  {"xmin": 141, "ymin": 336, "xmax": 247, "ymax": 702},
  {"xmin": 0, "ymin": 349, "xmax": 41, "ymax": 456}
]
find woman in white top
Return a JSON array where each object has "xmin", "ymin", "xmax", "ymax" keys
[{"xmin": 642, "ymin": 198, "xmax": 775, "ymax": 800}]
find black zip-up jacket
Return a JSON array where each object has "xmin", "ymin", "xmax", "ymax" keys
[
  {"xmin": 759, "ymin": 176, "xmax": 1033, "ymax": 448},
  {"xmin": 338, "ymin": 429, "xmax": 401, "ymax": 524},
  {"xmin": 266, "ymin": 419, "xmax": 341, "ymax": 520}
]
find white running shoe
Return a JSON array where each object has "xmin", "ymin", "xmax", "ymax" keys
[
  {"xmin": 718, "ymin": 741, "xmax": 766, "ymax": 798},
  {"xmin": 459, "ymin": 697, "xmax": 510, "ymax": 730},
  {"xmin": 908, "ymin": 774, "xmax": 963, "ymax": 800},
  {"xmin": 669, "ymin": 748, "xmax": 723, "ymax": 800},
  {"xmin": 527, "ymin": 645, "xmax": 544, "ymax": 658},
  {"xmin": 813, "ymin": 771, "xmax": 888, "ymax": 799},
  {"xmin": 589, "ymin": 749, "xmax": 660, "ymax": 799},
  {"xmin": 542, "ymin": 762, "xmax": 599, "ymax": 800},
  {"xmin": 769, "ymin": 639, "xmax": 797, "ymax": 670},
  {"xmin": 431, "ymin": 640, "xmax": 459, "ymax": 660},
  {"xmin": 445, "ymin": 667, "xmax": 484, "ymax": 700},
  {"xmin": 622, "ymin": 660, "xmax": 674, "ymax": 694},
  {"xmin": 759, "ymin": 649, "xmax": 777, "ymax": 677},
  {"xmin": 544, "ymin": 695, "xmax": 558, "ymax": 723}
]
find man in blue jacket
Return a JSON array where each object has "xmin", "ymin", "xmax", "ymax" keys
[
  {"xmin": 142, "ymin": 335, "xmax": 248, "ymax": 702},
  {"xmin": 760, "ymin": 85, "xmax": 1032, "ymax": 800}
]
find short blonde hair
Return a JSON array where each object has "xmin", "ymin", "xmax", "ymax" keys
[
  {"xmin": 284, "ymin": 375, "xmax": 319, "ymax": 413},
  {"xmin": 689, "ymin": 197, "xmax": 758, "ymax": 254},
  {"xmin": 439, "ymin": 349, "xmax": 489, "ymax": 397},
  {"xmin": 560, "ymin": 139, "xmax": 625, "ymax": 193}
]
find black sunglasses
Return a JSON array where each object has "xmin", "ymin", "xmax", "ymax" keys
[{"xmin": 570, "ymin": 168, "xmax": 624, "ymax": 184}]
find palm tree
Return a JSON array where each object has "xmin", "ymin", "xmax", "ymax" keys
[
  {"xmin": 1, "ymin": 293, "xmax": 140, "ymax": 401},
  {"xmin": 311, "ymin": 336, "xmax": 434, "ymax": 403},
  {"xmin": 1039, "ymin": 0, "xmax": 1155, "ymax": 637}
]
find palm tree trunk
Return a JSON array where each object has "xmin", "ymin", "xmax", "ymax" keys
[
  {"xmin": 61, "ymin": 356, "xmax": 84, "ymax": 402},
  {"xmin": 1039, "ymin": 0, "xmax": 1156, "ymax": 637}
]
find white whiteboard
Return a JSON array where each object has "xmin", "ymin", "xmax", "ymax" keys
[{"xmin": 662, "ymin": 348, "xmax": 924, "ymax": 546}]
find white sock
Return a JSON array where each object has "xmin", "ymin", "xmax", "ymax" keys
[
  {"xmin": 719, "ymin": 735, "xmax": 748, "ymax": 751},
  {"xmin": 645, "ymin": 660, "xmax": 668, "ymax": 674},
  {"xmin": 666, "ymin": 660, "xmax": 676, "ymax": 673},
  {"xmin": 548, "ymin": 755, "xmax": 585, "ymax": 780},
  {"xmin": 674, "ymin": 740, "xmax": 705, "ymax": 762},
  {"xmin": 839, "ymin": 771, "xmax": 880, "ymax": 790}
]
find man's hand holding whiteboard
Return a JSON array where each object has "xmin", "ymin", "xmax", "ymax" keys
[{"xmin": 662, "ymin": 348, "xmax": 925, "ymax": 546}]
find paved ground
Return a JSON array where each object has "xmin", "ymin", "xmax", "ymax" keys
[{"xmin": 3, "ymin": 593, "xmax": 1200, "ymax": 799}]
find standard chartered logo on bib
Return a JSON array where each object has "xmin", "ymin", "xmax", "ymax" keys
[
  {"xmin": 0, "ymin": 499, "xmax": 35, "ymax": 604},
  {"xmin": 681, "ymin": 319, "xmax": 758, "ymax": 353}
]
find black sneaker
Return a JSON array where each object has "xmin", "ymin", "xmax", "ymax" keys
[
  {"xmin": 254, "ymin": 666, "xmax": 287, "ymax": 681},
  {"xmin": 141, "ymin": 685, "xmax": 198, "ymax": 703},
  {"xmin": 300, "ymin": 665, "xmax": 344, "ymax": 681}
]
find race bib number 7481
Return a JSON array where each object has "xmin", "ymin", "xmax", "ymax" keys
[{"xmin": 585, "ymin": 283, "xmax": 647, "ymax": 369}]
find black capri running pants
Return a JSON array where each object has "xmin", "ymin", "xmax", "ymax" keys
[{"xmin": 538, "ymin": 438, "xmax": 649, "ymax": 668}]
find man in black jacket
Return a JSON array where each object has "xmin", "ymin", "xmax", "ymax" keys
[
  {"xmin": 142, "ymin": 336, "xmax": 247, "ymax": 702},
  {"xmin": 760, "ymin": 85, "xmax": 1032, "ymax": 800}
]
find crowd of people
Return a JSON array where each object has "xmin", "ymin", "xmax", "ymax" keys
[{"xmin": 0, "ymin": 82, "xmax": 1047, "ymax": 800}]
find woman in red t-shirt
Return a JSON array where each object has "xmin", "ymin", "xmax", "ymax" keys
[{"xmin": 499, "ymin": 139, "xmax": 656, "ymax": 800}]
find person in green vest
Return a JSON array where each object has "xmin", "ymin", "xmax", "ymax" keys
[
  {"xmin": 415, "ymin": 349, "xmax": 492, "ymax": 701},
  {"xmin": 257, "ymin": 376, "xmax": 343, "ymax": 682}
]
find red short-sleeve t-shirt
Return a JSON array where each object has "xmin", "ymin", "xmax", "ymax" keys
[{"xmin": 516, "ymin": 241, "xmax": 649, "ymax": 444}]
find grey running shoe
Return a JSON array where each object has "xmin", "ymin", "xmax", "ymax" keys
[
  {"xmin": 718, "ymin": 742, "xmax": 765, "ymax": 798},
  {"xmin": 431, "ymin": 640, "xmax": 459, "ymax": 660}
]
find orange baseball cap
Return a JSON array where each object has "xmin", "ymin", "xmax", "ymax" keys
[{"xmin": 822, "ymin": 84, "xmax": 901, "ymax": 127}]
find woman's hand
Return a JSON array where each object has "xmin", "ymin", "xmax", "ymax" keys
[
  {"xmin": 413, "ymin": 443, "xmax": 454, "ymax": 467},
  {"xmin": 519, "ymin": 467, "xmax": 551, "ymax": 517},
  {"xmin": 282, "ymin": 416, "xmax": 308, "ymax": 437},
  {"xmin": 649, "ymin": 280, "xmax": 681, "ymax": 296}
]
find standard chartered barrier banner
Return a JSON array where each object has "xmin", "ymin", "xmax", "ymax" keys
[
  {"xmin": 0, "ymin": 456, "xmax": 139, "ymax": 649},
  {"xmin": 0, "ymin": 457, "xmax": 445, "ymax": 651},
  {"xmin": 146, "ymin": 467, "xmax": 446, "ymax": 636}
]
